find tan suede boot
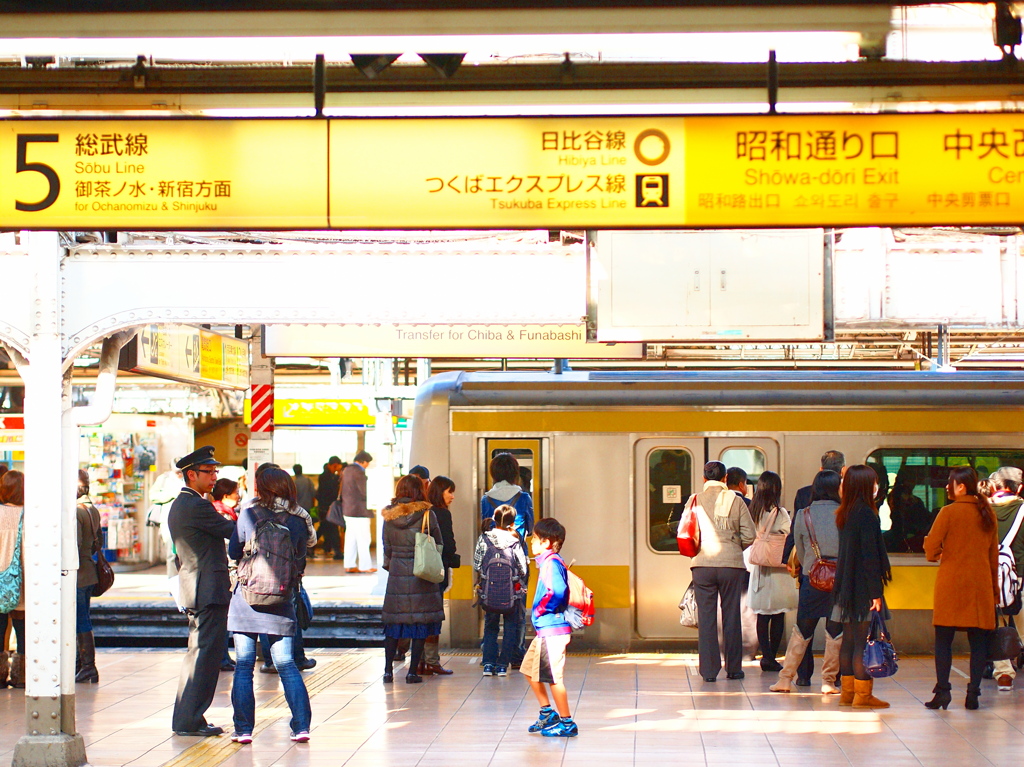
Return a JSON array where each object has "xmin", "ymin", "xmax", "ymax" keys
[
  {"xmin": 839, "ymin": 674, "xmax": 856, "ymax": 706},
  {"xmin": 853, "ymin": 677, "xmax": 889, "ymax": 708},
  {"xmin": 9, "ymin": 652, "xmax": 24, "ymax": 689},
  {"xmin": 820, "ymin": 634, "xmax": 842, "ymax": 695},
  {"xmin": 769, "ymin": 627, "xmax": 811, "ymax": 693}
]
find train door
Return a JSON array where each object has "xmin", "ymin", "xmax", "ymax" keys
[
  {"xmin": 480, "ymin": 438, "xmax": 544, "ymax": 521},
  {"xmin": 634, "ymin": 438, "xmax": 704, "ymax": 638}
]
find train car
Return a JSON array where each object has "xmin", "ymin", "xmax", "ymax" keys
[{"xmin": 410, "ymin": 370, "xmax": 1024, "ymax": 652}]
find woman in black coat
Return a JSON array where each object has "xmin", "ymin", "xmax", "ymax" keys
[
  {"xmin": 832, "ymin": 464, "xmax": 892, "ymax": 709},
  {"xmin": 381, "ymin": 474, "xmax": 445, "ymax": 684},
  {"xmin": 419, "ymin": 475, "xmax": 460, "ymax": 676}
]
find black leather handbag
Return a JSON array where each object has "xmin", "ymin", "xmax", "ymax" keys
[{"xmin": 988, "ymin": 611, "xmax": 1023, "ymax": 660}]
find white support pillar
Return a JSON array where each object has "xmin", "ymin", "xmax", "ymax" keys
[
  {"xmin": 13, "ymin": 231, "xmax": 87, "ymax": 767},
  {"xmin": 246, "ymin": 325, "xmax": 273, "ymax": 490}
]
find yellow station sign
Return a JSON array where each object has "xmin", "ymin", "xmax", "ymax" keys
[
  {"xmin": 0, "ymin": 119, "xmax": 327, "ymax": 228},
  {"xmin": 1, "ymin": 114, "xmax": 1023, "ymax": 227},
  {"xmin": 119, "ymin": 325, "xmax": 250, "ymax": 389}
]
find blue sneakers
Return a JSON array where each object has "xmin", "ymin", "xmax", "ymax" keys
[
  {"xmin": 482, "ymin": 664, "xmax": 495, "ymax": 677},
  {"xmin": 541, "ymin": 718, "xmax": 579, "ymax": 738},
  {"xmin": 496, "ymin": 665, "xmax": 508, "ymax": 677},
  {"xmin": 528, "ymin": 708, "xmax": 560, "ymax": 733}
]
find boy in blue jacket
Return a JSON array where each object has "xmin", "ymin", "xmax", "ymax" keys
[{"xmin": 520, "ymin": 517, "xmax": 577, "ymax": 737}]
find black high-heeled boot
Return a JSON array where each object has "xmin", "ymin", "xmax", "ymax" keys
[
  {"xmin": 924, "ymin": 682, "xmax": 951, "ymax": 710},
  {"xmin": 965, "ymin": 684, "xmax": 981, "ymax": 710}
]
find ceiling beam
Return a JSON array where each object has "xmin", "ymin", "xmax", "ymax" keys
[{"xmin": 2, "ymin": 59, "xmax": 1022, "ymax": 95}]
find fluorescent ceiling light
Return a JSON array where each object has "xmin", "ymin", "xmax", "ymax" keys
[{"xmin": 0, "ymin": 32, "xmax": 862, "ymax": 64}]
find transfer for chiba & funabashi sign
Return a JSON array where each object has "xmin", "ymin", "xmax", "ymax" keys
[{"xmin": 0, "ymin": 114, "xmax": 1023, "ymax": 228}]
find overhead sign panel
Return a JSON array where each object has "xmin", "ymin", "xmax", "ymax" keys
[
  {"xmin": 682, "ymin": 113, "xmax": 1024, "ymax": 227},
  {"xmin": 1, "ymin": 114, "xmax": 1024, "ymax": 227},
  {"xmin": 0, "ymin": 119, "xmax": 327, "ymax": 228},
  {"xmin": 119, "ymin": 325, "xmax": 250, "ymax": 389},
  {"xmin": 263, "ymin": 323, "xmax": 644, "ymax": 358},
  {"xmin": 329, "ymin": 117, "xmax": 682, "ymax": 228}
]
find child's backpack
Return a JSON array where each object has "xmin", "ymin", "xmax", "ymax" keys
[
  {"xmin": 999, "ymin": 506, "xmax": 1024, "ymax": 615},
  {"xmin": 565, "ymin": 565, "xmax": 595, "ymax": 631},
  {"xmin": 478, "ymin": 535, "xmax": 522, "ymax": 615},
  {"xmin": 236, "ymin": 506, "xmax": 302, "ymax": 607}
]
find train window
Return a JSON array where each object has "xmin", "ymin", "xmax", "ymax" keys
[
  {"xmin": 719, "ymin": 447, "xmax": 767, "ymax": 489},
  {"xmin": 867, "ymin": 448, "xmax": 1024, "ymax": 554},
  {"xmin": 648, "ymin": 449, "xmax": 693, "ymax": 552}
]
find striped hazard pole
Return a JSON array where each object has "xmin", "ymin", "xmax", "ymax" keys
[
  {"xmin": 247, "ymin": 326, "xmax": 274, "ymax": 492},
  {"xmin": 250, "ymin": 384, "xmax": 274, "ymax": 433}
]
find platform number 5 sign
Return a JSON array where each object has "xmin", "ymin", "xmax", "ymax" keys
[{"xmin": 15, "ymin": 134, "xmax": 60, "ymax": 212}]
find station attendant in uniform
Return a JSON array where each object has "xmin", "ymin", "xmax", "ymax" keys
[{"xmin": 167, "ymin": 446, "xmax": 236, "ymax": 737}]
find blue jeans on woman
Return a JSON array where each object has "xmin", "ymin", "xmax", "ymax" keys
[
  {"xmin": 231, "ymin": 633, "xmax": 311, "ymax": 736},
  {"xmin": 76, "ymin": 585, "xmax": 94, "ymax": 633},
  {"xmin": 482, "ymin": 604, "xmax": 523, "ymax": 668}
]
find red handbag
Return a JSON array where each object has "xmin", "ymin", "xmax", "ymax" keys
[{"xmin": 676, "ymin": 495, "xmax": 702, "ymax": 557}]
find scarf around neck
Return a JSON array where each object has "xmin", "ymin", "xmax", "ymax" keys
[
  {"xmin": 257, "ymin": 497, "xmax": 317, "ymax": 548},
  {"xmin": 703, "ymin": 480, "xmax": 737, "ymax": 522}
]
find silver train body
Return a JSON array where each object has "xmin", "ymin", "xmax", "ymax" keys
[{"xmin": 411, "ymin": 370, "xmax": 1024, "ymax": 652}]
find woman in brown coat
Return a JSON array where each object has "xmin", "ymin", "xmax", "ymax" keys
[{"xmin": 923, "ymin": 466, "xmax": 998, "ymax": 711}]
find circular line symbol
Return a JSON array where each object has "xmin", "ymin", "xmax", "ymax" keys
[{"xmin": 634, "ymin": 129, "xmax": 671, "ymax": 166}]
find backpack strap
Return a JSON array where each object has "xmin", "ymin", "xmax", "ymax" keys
[{"xmin": 1003, "ymin": 503, "xmax": 1024, "ymax": 548}]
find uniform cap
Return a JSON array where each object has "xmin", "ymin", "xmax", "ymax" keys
[{"xmin": 175, "ymin": 445, "xmax": 222, "ymax": 472}]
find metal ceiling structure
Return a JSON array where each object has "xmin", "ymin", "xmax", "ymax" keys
[{"xmin": 3, "ymin": 59, "xmax": 1024, "ymax": 110}]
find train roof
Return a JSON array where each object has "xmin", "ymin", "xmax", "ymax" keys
[{"xmin": 416, "ymin": 369, "xmax": 1024, "ymax": 407}]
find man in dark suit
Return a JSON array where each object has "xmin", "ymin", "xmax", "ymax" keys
[
  {"xmin": 316, "ymin": 457, "xmax": 344, "ymax": 560},
  {"xmin": 168, "ymin": 446, "xmax": 235, "ymax": 737}
]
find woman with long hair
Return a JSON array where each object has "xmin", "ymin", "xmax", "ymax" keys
[
  {"xmin": 0, "ymin": 470, "xmax": 26, "ymax": 688},
  {"xmin": 419, "ymin": 475, "xmax": 461, "ymax": 676},
  {"xmin": 922, "ymin": 466, "xmax": 998, "ymax": 710},
  {"xmin": 771, "ymin": 470, "xmax": 843, "ymax": 694},
  {"xmin": 746, "ymin": 471, "xmax": 797, "ymax": 671},
  {"xmin": 227, "ymin": 467, "xmax": 315, "ymax": 744},
  {"xmin": 833, "ymin": 464, "xmax": 892, "ymax": 708},
  {"xmin": 381, "ymin": 474, "xmax": 445, "ymax": 683}
]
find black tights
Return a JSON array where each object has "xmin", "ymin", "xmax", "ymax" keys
[
  {"xmin": 756, "ymin": 613, "xmax": 785, "ymax": 659},
  {"xmin": 385, "ymin": 636, "xmax": 424, "ymax": 674},
  {"xmin": 797, "ymin": 617, "xmax": 843, "ymax": 641},
  {"xmin": 839, "ymin": 620, "xmax": 870, "ymax": 680},
  {"xmin": 934, "ymin": 625, "xmax": 989, "ymax": 689}
]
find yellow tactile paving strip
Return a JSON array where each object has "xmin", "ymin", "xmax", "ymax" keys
[{"xmin": 158, "ymin": 655, "xmax": 364, "ymax": 767}]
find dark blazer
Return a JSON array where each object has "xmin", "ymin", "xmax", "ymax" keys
[
  {"xmin": 168, "ymin": 487, "xmax": 235, "ymax": 610},
  {"xmin": 793, "ymin": 485, "xmax": 813, "ymax": 514},
  {"xmin": 342, "ymin": 463, "xmax": 371, "ymax": 518}
]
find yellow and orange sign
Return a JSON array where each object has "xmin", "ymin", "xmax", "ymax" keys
[
  {"xmin": 0, "ymin": 119, "xmax": 327, "ymax": 228},
  {"xmin": 0, "ymin": 114, "xmax": 1023, "ymax": 227}
]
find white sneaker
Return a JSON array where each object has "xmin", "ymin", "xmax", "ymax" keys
[
  {"xmin": 997, "ymin": 674, "xmax": 1014, "ymax": 691},
  {"xmin": 291, "ymin": 731, "xmax": 310, "ymax": 743}
]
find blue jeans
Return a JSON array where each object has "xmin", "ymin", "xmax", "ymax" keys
[
  {"xmin": 482, "ymin": 605, "xmax": 523, "ymax": 666},
  {"xmin": 76, "ymin": 585, "xmax": 94, "ymax": 633},
  {"xmin": 232, "ymin": 633, "xmax": 311, "ymax": 736}
]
